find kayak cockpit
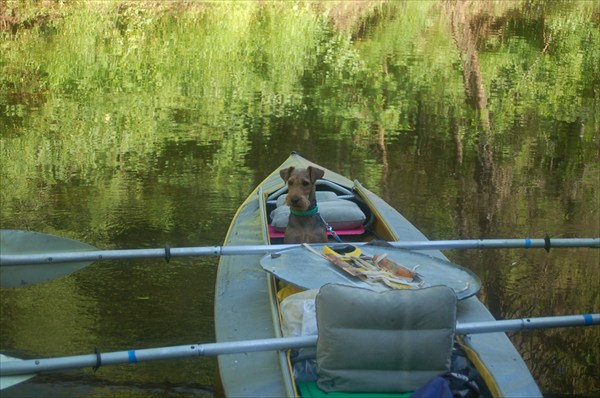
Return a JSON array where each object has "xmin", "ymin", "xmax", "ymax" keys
[
  {"xmin": 265, "ymin": 178, "xmax": 377, "ymax": 244},
  {"xmin": 262, "ymin": 178, "xmax": 488, "ymax": 397}
]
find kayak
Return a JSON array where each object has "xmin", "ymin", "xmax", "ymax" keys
[{"xmin": 214, "ymin": 152, "xmax": 542, "ymax": 397}]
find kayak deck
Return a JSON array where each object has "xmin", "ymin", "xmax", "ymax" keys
[
  {"xmin": 214, "ymin": 153, "xmax": 541, "ymax": 397},
  {"xmin": 260, "ymin": 244, "xmax": 482, "ymax": 299}
]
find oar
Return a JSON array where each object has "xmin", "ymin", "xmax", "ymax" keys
[
  {"xmin": 1, "ymin": 314, "xmax": 597, "ymax": 390},
  {"xmin": 0, "ymin": 230, "xmax": 97, "ymax": 288},
  {"xmin": 1, "ymin": 230, "xmax": 598, "ymax": 288}
]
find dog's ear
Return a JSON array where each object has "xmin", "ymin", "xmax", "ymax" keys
[
  {"xmin": 308, "ymin": 166, "xmax": 325, "ymax": 182},
  {"xmin": 280, "ymin": 167, "xmax": 295, "ymax": 182}
]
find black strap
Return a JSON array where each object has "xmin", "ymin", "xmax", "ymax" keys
[
  {"xmin": 164, "ymin": 244, "xmax": 171, "ymax": 263},
  {"xmin": 544, "ymin": 235, "xmax": 551, "ymax": 252},
  {"xmin": 92, "ymin": 347, "xmax": 102, "ymax": 372}
]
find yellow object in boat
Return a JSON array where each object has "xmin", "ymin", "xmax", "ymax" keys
[{"xmin": 323, "ymin": 245, "xmax": 362, "ymax": 259}]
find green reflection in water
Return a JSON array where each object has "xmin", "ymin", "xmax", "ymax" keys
[{"xmin": 1, "ymin": 1, "xmax": 598, "ymax": 396}]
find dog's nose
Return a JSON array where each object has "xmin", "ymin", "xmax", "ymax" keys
[{"xmin": 291, "ymin": 197, "xmax": 300, "ymax": 205}]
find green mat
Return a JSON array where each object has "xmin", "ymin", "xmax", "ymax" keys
[{"xmin": 296, "ymin": 381, "xmax": 413, "ymax": 398}]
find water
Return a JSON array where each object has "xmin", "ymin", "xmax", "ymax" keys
[{"xmin": 1, "ymin": 1, "xmax": 599, "ymax": 396}]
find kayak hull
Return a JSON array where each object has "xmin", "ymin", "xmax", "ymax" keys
[{"xmin": 214, "ymin": 153, "xmax": 541, "ymax": 397}]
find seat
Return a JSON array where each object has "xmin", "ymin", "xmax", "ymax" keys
[
  {"xmin": 269, "ymin": 192, "xmax": 366, "ymax": 237},
  {"xmin": 315, "ymin": 284, "xmax": 458, "ymax": 393}
]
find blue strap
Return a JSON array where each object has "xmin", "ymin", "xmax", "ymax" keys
[{"xmin": 128, "ymin": 350, "xmax": 138, "ymax": 363}]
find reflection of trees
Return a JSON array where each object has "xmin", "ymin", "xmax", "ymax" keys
[
  {"xmin": 445, "ymin": 0, "xmax": 507, "ymax": 318},
  {"xmin": 445, "ymin": 3, "xmax": 600, "ymax": 393},
  {"xmin": 1, "ymin": 1, "xmax": 598, "ymax": 393},
  {"xmin": 377, "ymin": 124, "xmax": 390, "ymax": 198},
  {"xmin": 447, "ymin": 0, "xmax": 491, "ymax": 133}
]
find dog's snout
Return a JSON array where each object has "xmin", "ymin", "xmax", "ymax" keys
[{"xmin": 291, "ymin": 196, "xmax": 300, "ymax": 205}]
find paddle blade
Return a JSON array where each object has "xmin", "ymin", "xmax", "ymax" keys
[
  {"xmin": 0, "ymin": 355, "xmax": 35, "ymax": 390},
  {"xmin": 0, "ymin": 230, "xmax": 96, "ymax": 288}
]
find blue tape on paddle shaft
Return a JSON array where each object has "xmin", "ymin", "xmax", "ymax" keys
[
  {"xmin": 128, "ymin": 350, "xmax": 138, "ymax": 363},
  {"xmin": 525, "ymin": 239, "xmax": 532, "ymax": 248},
  {"xmin": 583, "ymin": 314, "xmax": 593, "ymax": 325}
]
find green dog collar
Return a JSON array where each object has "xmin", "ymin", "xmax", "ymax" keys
[{"xmin": 290, "ymin": 204, "xmax": 319, "ymax": 217}]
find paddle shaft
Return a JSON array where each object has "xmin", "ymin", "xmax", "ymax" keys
[
  {"xmin": 1, "ymin": 238, "xmax": 598, "ymax": 266},
  {"xmin": 1, "ymin": 314, "xmax": 597, "ymax": 377}
]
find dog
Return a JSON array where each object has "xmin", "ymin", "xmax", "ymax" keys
[{"xmin": 279, "ymin": 166, "xmax": 328, "ymax": 243}]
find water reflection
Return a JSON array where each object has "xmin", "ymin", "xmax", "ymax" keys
[{"xmin": 1, "ymin": 1, "xmax": 599, "ymax": 396}]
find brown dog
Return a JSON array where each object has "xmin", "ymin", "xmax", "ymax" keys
[{"xmin": 279, "ymin": 166, "xmax": 328, "ymax": 243}]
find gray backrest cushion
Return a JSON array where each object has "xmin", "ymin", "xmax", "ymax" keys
[{"xmin": 315, "ymin": 284, "xmax": 457, "ymax": 393}]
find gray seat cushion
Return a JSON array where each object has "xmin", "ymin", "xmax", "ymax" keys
[
  {"xmin": 315, "ymin": 284, "xmax": 457, "ymax": 393},
  {"xmin": 270, "ymin": 192, "xmax": 366, "ymax": 231}
]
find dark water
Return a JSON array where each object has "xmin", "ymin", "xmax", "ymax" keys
[{"xmin": 1, "ymin": 2, "xmax": 598, "ymax": 396}]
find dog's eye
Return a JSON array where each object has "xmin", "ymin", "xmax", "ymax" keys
[
  {"xmin": 302, "ymin": 180, "xmax": 309, "ymax": 186},
  {"xmin": 288, "ymin": 181, "xmax": 294, "ymax": 186}
]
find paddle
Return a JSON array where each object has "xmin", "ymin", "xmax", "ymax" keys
[
  {"xmin": 0, "ymin": 230, "xmax": 97, "ymax": 288},
  {"xmin": 1, "ymin": 230, "xmax": 598, "ymax": 288},
  {"xmin": 1, "ymin": 314, "xmax": 597, "ymax": 390}
]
